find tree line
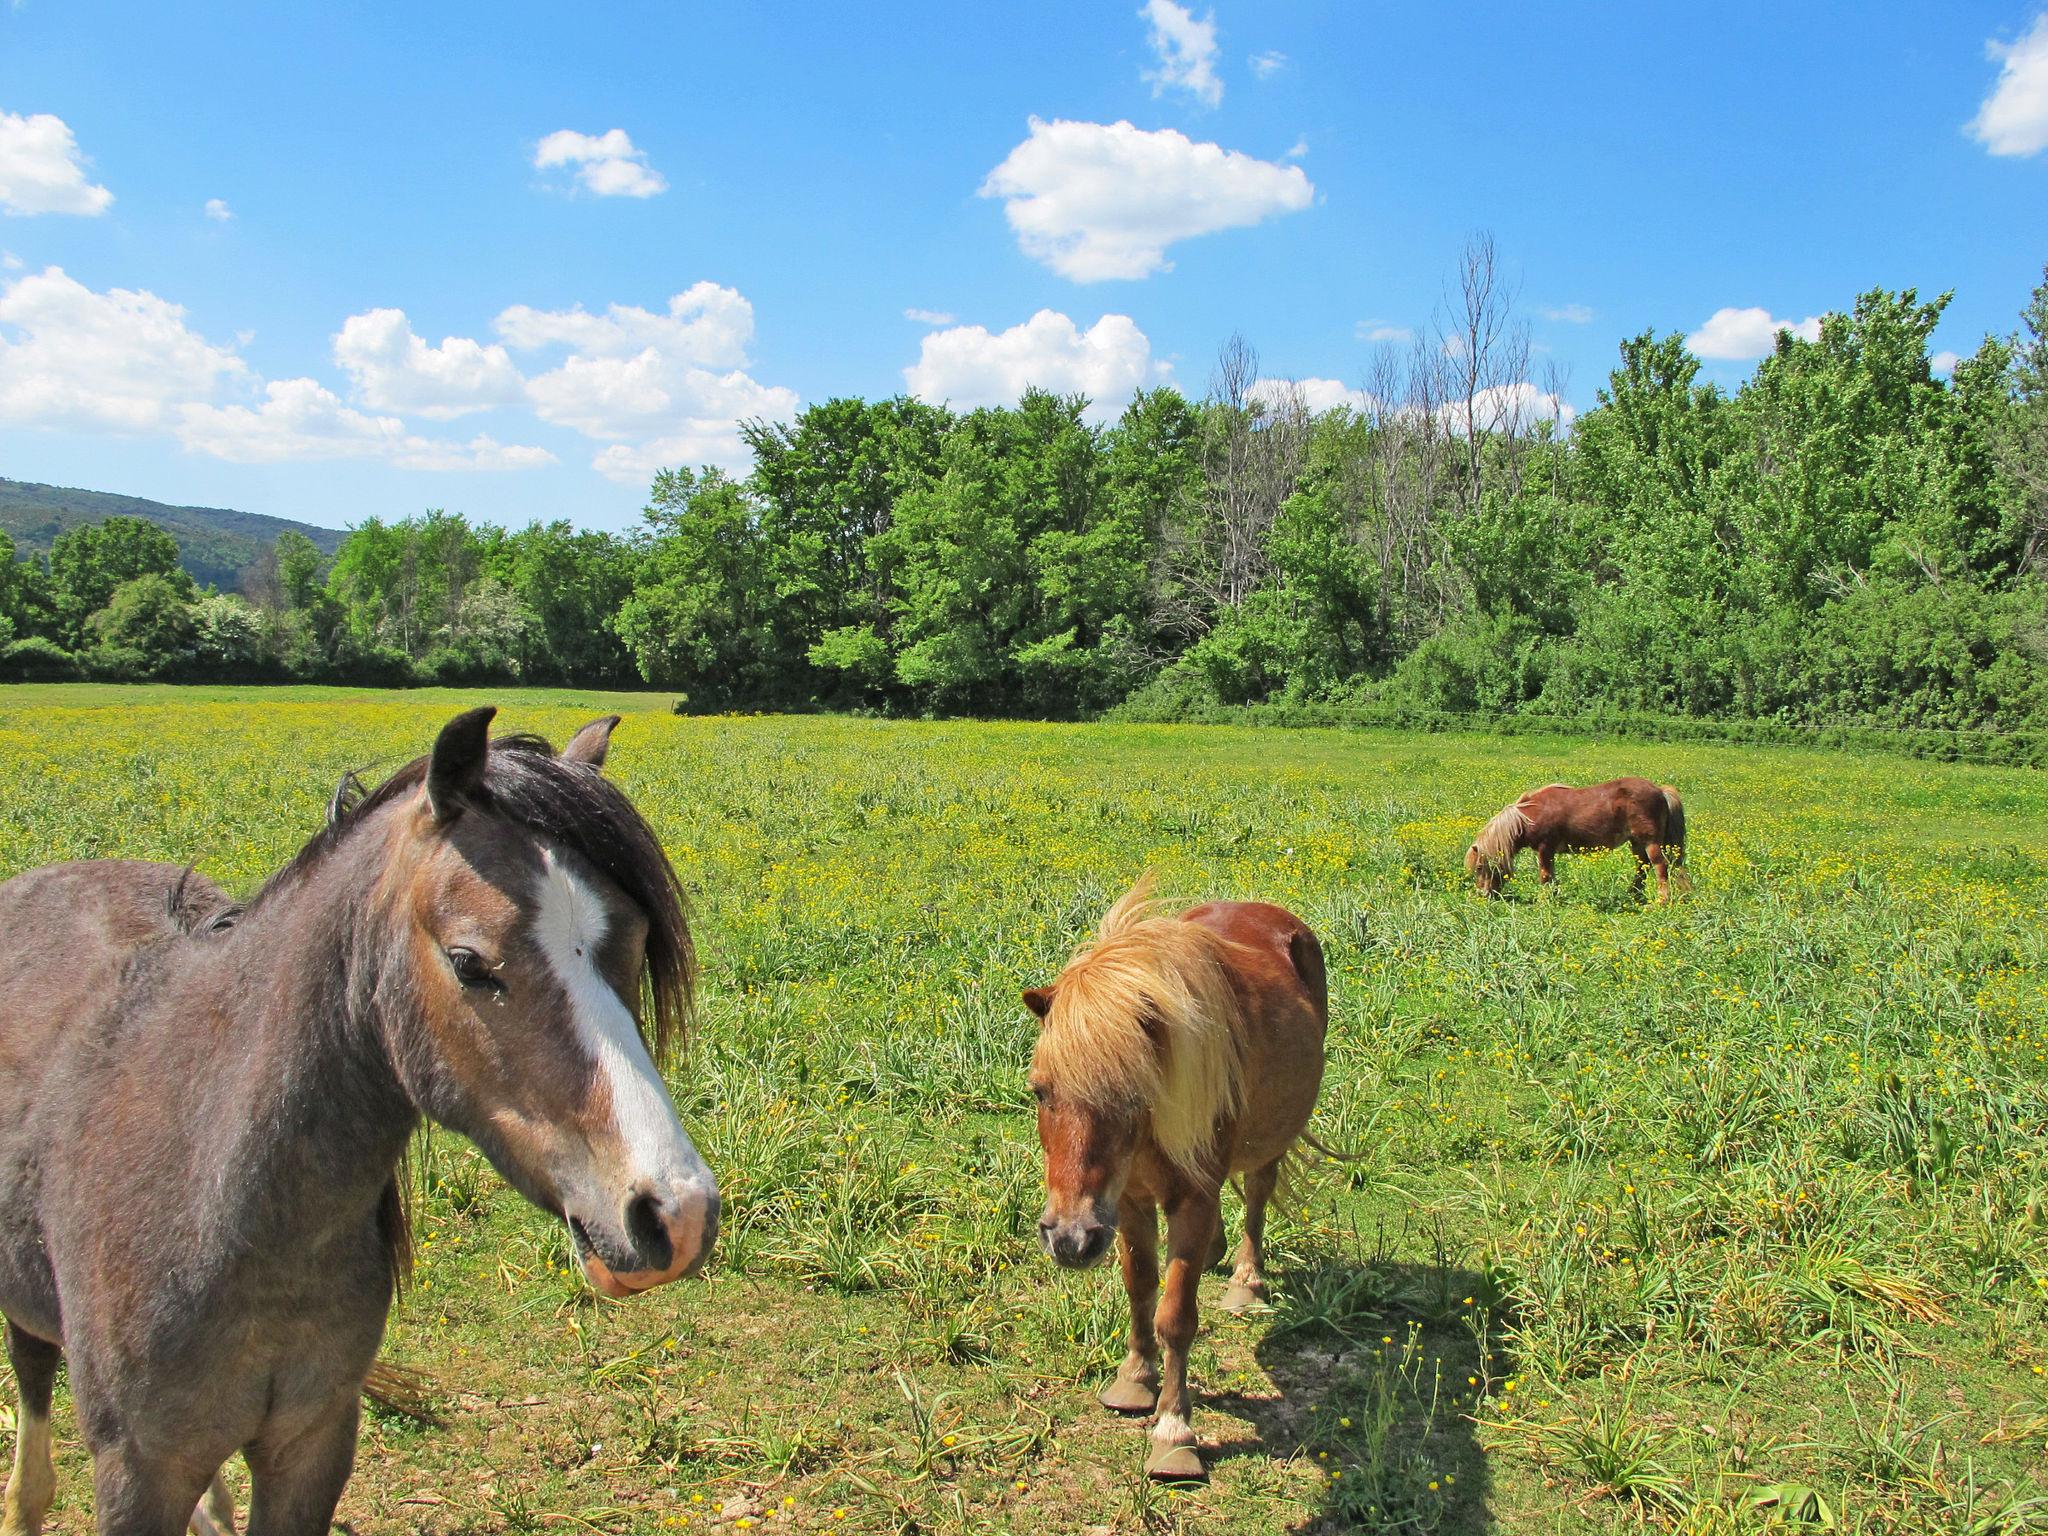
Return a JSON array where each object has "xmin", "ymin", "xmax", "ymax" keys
[{"xmin": 4, "ymin": 244, "xmax": 2044, "ymax": 733}]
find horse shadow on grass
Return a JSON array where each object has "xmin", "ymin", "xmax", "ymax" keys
[{"xmin": 1198, "ymin": 1245, "xmax": 1511, "ymax": 1535}]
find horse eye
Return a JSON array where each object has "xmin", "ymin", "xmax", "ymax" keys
[
  {"xmin": 1030, "ymin": 1082, "xmax": 1050, "ymax": 1105},
  {"xmin": 446, "ymin": 947, "xmax": 503, "ymax": 993}
]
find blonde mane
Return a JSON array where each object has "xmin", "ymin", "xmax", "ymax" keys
[
  {"xmin": 1031, "ymin": 875, "xmax": 1244, "ymax": 1178},
  {"xmin": 1469, "ymin": 801, "xmax": 1532, "ymax": 870}
]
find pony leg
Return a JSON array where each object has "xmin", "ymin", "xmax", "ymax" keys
[
  {"xmin": 1221, "ymin": 1159, "xmax": 1281, "ymax": 1314},
  {"xmin": 1535, "ymin": 847, "xmax": 1556, "ymax": 885},
  {"xmin": 1145, "ymin": 1194, "xmax": 1217, "ymax": 1482},
  {"xmin": 188, "ymin": 1470, "xmax": 236, "ymax": 1536},
  {"xmin": 243, "ymin": 1400, "xmax": 359, "ymax": 1536},
  {"xmin": 1100, "ymin": 1196, "xmax": 1160, "ymax": 1414},
  {"xmin": 1, "ymin": 1324, "xmax": 59, "ymax": 1536},
  {"xmin": 1629, "ymin": 842, "xmax": 1650, "ymax": 901},
  {"xmin": 90, "ymin": 1445, "xmax": 212, "ymax": 1536},
  {"xmin": 1644, "ymin": 843, "xmax": 1670, "ymax": 903}
]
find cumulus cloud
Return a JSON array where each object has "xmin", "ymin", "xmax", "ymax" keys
[
  {"xmin": 1931, "ymin": 349, "xmax": 1962, "ymax": 373},
  {"xmin": 204, "ymin": 198, "xmax": 232, "ymax": 222},
  {"xmin": 1538, "ymin": 302, "xmax": 1594, "ymax": 324},
  {"xmin": 1249, "ymin": 377, "xmax": 1372, "ymax": 415},
  {"xmin": 533, "ymin": 128, "xmax": 667, "ymax": 198},
  {"xmin": 1249, "ymin": 50, "xmax": 1288, "ymax": 80},
  {"xmin": 1686, "ymin": 305, "xmax": 1823, "ymax": 360},
  {"xmin": 904, "ymin": 306, "xmax": 956, "ymax": 326},
  {"xmin": 981, "ymin": 118, "xmax": 1313, "ymax": 282},
  {"xmin": 1969, "ymin": 12, "xmax": 2048, "ymax": 157},
  {"xmin": 904, "ymin": 310, "xmax": 1163, "ymax": 421},
  {"xmin": 498, "ymin": 282, "xmax": 797, "ymax": 479},
  {"xmin": 333, "ymin": 308, "xmax": 526, "ymax": 419},
  {"xmin": 0, "ymin": 265, "xmax": 247, "ymax": 431},
  {"xmin": 1141, "ymin": 0, "xmax": 1223, "ymax": 107},
  {"xmin": 0, "ymin": 110, "xmax": 113, "ymax": 216},
  {"xmin": 178, "ymin": 378, "xmax": 553, "ymax": 469},
  {"xmin": 1434, "ymin": 382, "xmax": 1576, "ymax": 436},
  {"xmin": 1355, "ymin": 320, "xmax": 1413, "ymax": 344}
]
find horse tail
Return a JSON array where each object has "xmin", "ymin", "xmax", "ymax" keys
[
  {"xmin": 1299, "ymin": 1132, "xmax": 1372, "ymax": 1164},
  {"xmin": 363, "ymin": 1359, "xmax": 438, "ymax": 1422},
  {"xmin": 1660, "ymin": 785, "xmax": 1687, "ymax": 867}
]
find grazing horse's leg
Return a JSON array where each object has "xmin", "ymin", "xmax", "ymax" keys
[
  {"xmin": 1146, "ymin": 1193, "xmax": 1218, "ymax": 1482},
  {"xmin": 1221, "ymin": 1157, "xmax": 1281, "ymax": 1314},
  {"xmin": 1100, "ymin": 1195, "xmax": 1160, "ymax": 1414},
  {"xmin": 1, "ymin": 1324, "xmax": 59, "ymax": 1536},
  {"xmin": 1535, "ymin": 845, "xmax": 1556, "ymax": 885},
  {"xmin": 188, "ymin": 1470, "xmax": 235, "ymax": 1536},
  {"xmin": 1642, "ymin": 842, "xmax": 1671, "ymax": 903},
  {"xmin": 242, "ymin": 1403, "xmax": 359, "ymax": 1536},
  {"xmin": 1628, "ymin": 840, "xmax": 1651, "ymax": 901}
]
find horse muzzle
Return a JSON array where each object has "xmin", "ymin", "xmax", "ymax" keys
[
  {"xmin": 570, "ymin": 1179, "xmax": 720, "ymax": 1298},
  {"xmin": 1039, "ymin": 1212, "xmax": 1115, "ymax": 1270}
]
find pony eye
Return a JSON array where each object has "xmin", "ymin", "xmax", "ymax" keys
[
  {"xmin": 446, "ymin": 947, "xmax": 503, "ymax": 993},
  {"xmin": 1030, "ymin": 1082, "xmax": 1050, "ymax": 1105}
]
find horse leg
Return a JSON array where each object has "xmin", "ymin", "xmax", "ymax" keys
[
  {"xmin": 89, "ymin": 1446, "xmax": 211, "ymax": 1536},
  {"xmin": 1629, "ymin": 841, "xmax": 1650, "ymax": 901},
  {"xmin": 188, "ymin": 1470, "xmax": 235, "ymax": 1536},
  {"xmin": 1099, "ymin": 1195, "xmax": 1160, "ymax": 1414},
  {"xmin": 1221, "ymin": 1158, "xmax": 1281, "ymax": 1314},
  {"xmin": 242, "ymin": 1401, "xmax": 358, "ymax": 1536},
  {"xmin": 1, "ymin": 1324, "xmax": 59, "ymax": 1536},
  {"xmin": 1146, "ymin": 1193, "xmax": 1217, "ymax": 1482},
  {"xmin": 1535, "ymin": 846, "xmax": 1556, "ymax": 885},
  {"xmin": 1643, "ymin": 842, "xmax": 1670, "ymax": 903}
]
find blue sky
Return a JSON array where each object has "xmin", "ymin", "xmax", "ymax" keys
[{"xmin": 2, "ymin": 1, "xmax": 2045, "ymax": 533}]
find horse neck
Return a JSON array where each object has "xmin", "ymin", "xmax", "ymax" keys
[{"xmin": 192, "ymin": 816, "xmax": 421, "ymax": 1249}]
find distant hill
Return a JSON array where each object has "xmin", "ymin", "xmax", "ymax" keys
[{"xmin": 0, "ymin": 478, "xmax": 346, "ymax": 593}]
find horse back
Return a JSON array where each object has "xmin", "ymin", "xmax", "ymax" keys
[{"xmin": 1527, "ymin": 778, "xmax": 1671, "ymax": 848}]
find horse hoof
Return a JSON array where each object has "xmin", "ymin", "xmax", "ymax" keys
[
  {"xmin": 1220, "ymin": 1281, "xmax": 1266, "ymax": 1314},
  {"xmin": 1099, "ymin": 1377, "xmax": 1159, "ymax": 1414},
  {"xmin": 1145, "ymin": 1443, "xmax": 1207, "ymax": 1482}
]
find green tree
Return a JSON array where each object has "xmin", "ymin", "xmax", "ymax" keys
[{"xmin": 46, "ymin": 517, "xmax": 192, "ymax": 647}]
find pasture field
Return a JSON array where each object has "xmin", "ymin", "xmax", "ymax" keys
[{"xmin": 0, "ymin": 684, "xmax": 2044, "ymax": 1535}]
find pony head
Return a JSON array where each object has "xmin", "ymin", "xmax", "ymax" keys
[
  {"xmin": 1022, "ymin": 876, "xmax": 1241, "ymax": 1269},
  {"xmin": 324, "ymin": 709, "xmax": 717, "ymax": 1298},
  {"xmin": 1467, "ymin": 803, "xmax": 1529, "ymax": 896}
]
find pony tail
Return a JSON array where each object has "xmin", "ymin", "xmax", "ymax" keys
[{"xmin": 1660, "ymin": 785, "xmax": 1687, "ymax": 867}]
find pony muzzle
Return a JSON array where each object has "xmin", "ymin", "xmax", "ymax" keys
[
  {"xmin": 1038, "ymin": 1208, "xmax": 1116, "ymax": 1269},
  {"xmin": 571, "ymin": 1179, "xmax": 720, "ymax": 1299}
]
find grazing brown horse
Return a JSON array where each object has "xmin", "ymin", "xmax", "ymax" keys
[
  {"xmin": 1023, "ymin": 878, "xmax": 1329, "ymax": 1481},
  {"xmin": 1466, "ymin": 777, "xmax": 1688, "ymax": 900},
  {"xmin": 0, "ymin": 709, "xmax": 717, "ymax": 1536}
]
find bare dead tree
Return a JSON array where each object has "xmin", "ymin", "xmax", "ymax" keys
[{"xmin": 1434, "ymin": 232, "xmax": 1533, "ymax": 512}]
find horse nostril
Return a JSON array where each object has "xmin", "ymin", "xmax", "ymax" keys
[{"xmin": 624, "ymin": 1190, "xmax": 674, "ymax": 1272}]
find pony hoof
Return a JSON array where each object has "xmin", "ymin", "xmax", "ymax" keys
[
  {"xmin": 1100, "ymin": 1377, "xmax": 1159, "ymax": 1414},
  {"xmin": 1220, "ymin": 1281, "xmax": 1266, "ymax": 1314},
  {"xmin": 1145, "ymin": 1443, "xmax": 1207, "ymax": 1482}
]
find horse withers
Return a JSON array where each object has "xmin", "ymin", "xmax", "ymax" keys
[
  {"xmin": 0, "ymin": 709, "xmax": 717, "ymax": 1536},
  {"xmin": 1466, "ymin": 777, "xmax": 1688, "ymax": 901},
  {"xmin": 1022, "ymin": 878, "xmax": 1329, "ymax": 1481}
]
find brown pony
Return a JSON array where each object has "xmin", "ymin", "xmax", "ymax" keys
[
  {"xmin": 1023, "ymin": 878, "xmax": 1329, "ymax": 1481},
  {"xmin": 1466, "ymin": 777, "xmax": 1688, "ymax": 901},
  {"xmin": 0, "ymin": 709, "xmax": 717, "ymax": 1536}
]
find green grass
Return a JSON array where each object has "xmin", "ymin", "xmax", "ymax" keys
[{"xmin": 1, "ymin": 684, "xmax": 2043, "ymax": 1534}]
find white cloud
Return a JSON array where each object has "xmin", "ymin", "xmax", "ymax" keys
[
  {"xmin": 495, "ymin": 281, "xmax": 752, "ymax": 366},
  {"xmin": 904, "ymin": 306, "xmax": 956, "ymax": 326},
  {"xmin": 1434, "ymin": 382, "xmax": 1576, "ymax": 436},
  {"xmin": 1931, "ymin": 349, "xmax": 1962, "ymax": 373},
  {"xmin": 904, "ymin": 310, "xmax": 1163, "ymax": 421},
  {"xmin": 1141, "ymin": 0, "xmax": 1223, "ymax": 107},
  {"xmin": 204, "ymin": 197, "xmax": 232, "ymax": 222},
  {"xmin": 1250, "ymin": 50, "xmax": 1288, "ymax": 80},
  {"xmin": 1284, "ymin": 135, "xmax": 1308, "ymax": 159},
  {"xmin": 1355, "ymin": 320, "xmax": 1413, "ymax": 344},
  {"xmin": 533, "ymin": 128, "xmax": 667, "ymax": 198},
  {"xmin": 333, "ymin": 308, "xmax": 526, "ymax": 419},
  {"xmin": 1538, "ymin": 302, "xmax": 1594, "ymax": 324},
  {"xmin": 0, "ymin": 111, "xmax": 113, "ymax": 216},
  {"xmin": 177, "ymin": 378, "xmax": 553, "ymax": 470},
  {"xmin": 981, "ymin": 118, "xmax": 1313, "ymax": 282},
  {"xmin": 0, "ymin": 250, "xmax": 20, "ymax": 270},
  {"xmin": 0, "ymin": 265, "xmax": 247, "ymax": 431},
  {"xmin": 499, "ymin": 282, "xmax": 797, "ymax": 476},
  {"xmin": 1686, "ymin": 305, "xmax": 1823, "ymax": 360},
  {"xmin": 1969, "ymin": 13, "xmax": 2048, "ymax": 157},
  {"xmin": 1249, "ymin": 377, "xmax": 1372, "ymax": 415}
]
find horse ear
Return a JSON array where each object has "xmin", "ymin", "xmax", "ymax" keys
[
  {"xmin": 427, "ymin": 706, "xmax": 496, "ymax": 822},
  {"xmin": 561, "ymin": 714, "xmax": 621, "ymax": 769},
  {"xmin": 1021, "ymin": 987, "xmax": 1054, "ymax": 1020}
]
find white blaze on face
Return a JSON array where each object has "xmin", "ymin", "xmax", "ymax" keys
[{"xmin": 532, "ymin": 848, "xmax": 710, "ymax": 1194}]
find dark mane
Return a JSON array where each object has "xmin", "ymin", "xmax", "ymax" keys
[{"xmin": 251, "ymin": 731, "xmax": 694, "ymax": 1063}]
